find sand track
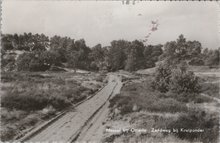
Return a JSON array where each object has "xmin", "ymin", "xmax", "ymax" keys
[{"xmin": 22, "ymin": 74, "xmax": 121, "ymax": 143}]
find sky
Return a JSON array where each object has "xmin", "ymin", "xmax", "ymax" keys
[{"xmin": 2, "ymin": 0, "xmax": 220, "ymax": 49}]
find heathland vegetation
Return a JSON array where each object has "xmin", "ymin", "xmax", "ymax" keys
[
  {"xmin": 1, "ymin": 33, "xmax": 219, "ymax": 142},
  {"xmin": 105, "ymin": 35, "xmax": 219, "ymax": 142},
  {"xmin": 1, "ymin": 71, "xmax": 106, "ymax": 141},
  {"xmin": 106, "ymin": 63, "xmax": 219, "ymax": 142},
  {"xmin": 107, "ymin": 76, "xmax": 219, "ymax": 142}
]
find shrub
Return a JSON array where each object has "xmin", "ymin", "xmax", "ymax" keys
[
  {"xmin": 48, "ymin": 93, "xmax": 71, "ymax": 110},
  {"xmin": 109, "ymin": 95, "xmax": 134, "ymax": 115},
  {"xmin": 152, "ymin": 62, "xmax": 201, "ymax": 98},
  {"xmin": 62, "ymin": 87, "xmax": 88, "ymax": 103},
  {"xmin": 169, "ymin": 69, "xmax": 201, "ymax": 94},
  {"xmin": 21, "ymin": 113, "xmax": 40, "ymax": 127},
  {"xmin": 151, "ymin": 63, "xmax": 172, "ymax": 92},
  {"xmin": 120, "ymin": 104, "xmax": 133, "ymax": 115},
  {"xmin": 95, "ymin": 75, "xmax": 104, "ymax": 82},
  {"xmin": 109, "ymin": 94, "xmax": 122, "ymax": 108}
]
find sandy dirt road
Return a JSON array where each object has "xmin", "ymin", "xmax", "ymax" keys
[
  {"xmin": 76, "ymin": 75, "xmax": 123, "ymax": 142},
  {"xmin": 24, "ymin": 74, "xmax": 121, "ymax": 143}
]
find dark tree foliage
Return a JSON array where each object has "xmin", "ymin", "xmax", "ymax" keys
[
  {"xmin": 144, "ymin": 44, "xmax": 163, "ymax": 68},
  {"xmin": 107, "ymin": 40, "xmax": 162, "ymax": 72},
  {"xmin": 151, "ymin": 62, "xmax": 173, "ymax": 92},
  {"xmin": 4, "ymin": 33, "xmax": 217, "ymax": 73},
  {"xmin": 7, "ymin": 33, "xmax": 216, "ymax": 73},
  {"xmin": 1, "ymin": 34, "xmax": 14, "ymax": 51},
  {"xmin": 160, "ymin": 35, "xmax": 202, "ymax": 65},
  {"xmin": 203, "ymin": 48, "xmax": 220, "ymax": 67},
  {"xmin": 3, "ymin": 33, "xmax": 218, "ymax": 72},
  {"xmin": 1, "ymin": 33, "xmax": 49, "ymax": 51},
  {"xmin": 125, "ymin": 40, "xmax": 145, "ymax": 71},
  {"xmin": 1, "ymin": 33, "xmax": 165, "ymax": 72},
  {"xmin": 67, "ymin": 51, "xmax": 80, "ymax": 72},
  {"xmin": 89, "ymin": 44, "xmax": 107, "ymax": 71},
  {"xmin": 50, "ymin": 35, "xmax": 74, "ymax": 63},
  {"xmin": 73, "ymin": 39, "xmax": 91, "ymax": 70},
  {"xmin": 17, "ymin": 51, "xmax": 60, "ymax": 71},
  {"xmin": 169, "ymin": 68, "xmax": 201, "ymax": 94},
  {"xmin": 107, "ymin": 40, "xmax": 129, "ymax": 71},
  {"xmin": 152, "ymin": 60, "xmax": 201, "ymax": 101}
]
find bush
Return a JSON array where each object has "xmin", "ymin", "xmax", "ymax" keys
[
  {"xmin": 120, "ymin": 104, "xmax": 133, "ymax": 115},
  {"xmin": 152, "ymin": 62, "xmax": 201, "ymax": 97},
  {"xmin": 169, "ymin": 69, "xmax": 201, "ymax": 94},
  {"xmin": 109, "ymin": 95, "xmax": 134, "ymax": 115},
  {"xmin": 151, "ymin": 63, "xmax": 172, "ymax": 92},
  {"xmin": 62, "ymin": 87, "xmax": 88, "ymax": 103},
  {"xmin": 48, "ymin": 93, "xmax": 71, "ymax": 110},
  {"xmin": 95, "ymin": 75, "xmax": 104, "ymax": 82}
]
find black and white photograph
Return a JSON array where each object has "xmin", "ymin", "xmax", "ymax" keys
[{"xmin": 0, "ymin": 0, "xmax": 220, "ymax": 143}]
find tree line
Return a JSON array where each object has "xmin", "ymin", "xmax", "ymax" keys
[{"xmin": 1, "ymin": 33, "xmax": 219, "ymax": 72}]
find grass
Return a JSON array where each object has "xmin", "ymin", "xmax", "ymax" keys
[
  {"xmin": 109, "ymin": 79, "xmax": 188, "ymax": 115},
  {"xmin": 1, "ymin": 108, "xmax": 53, "ymax": 141},
  {"xmin": 1, "ymin": 71, "xmax": 96, "ymax": 110},
  {"xmin": 1, "ymin": 71, "xmax": 105, "ymax": 141},
  {"xmin": 108, "ymin": 75, "xmax": 219, "ymax": 143},
  {"xmin": 165, "ymin": 108, "xmax": 219, "ymax": 143},
  {"xmin": 147, "ymin": 98, "xmax": 188, "ymax": 113},
  {"xmin": 165, "ymin": 92, "xmax": 213, "ymax": 103},
  {"xmin": 201, "ymin": 82, "xmax": 219, "ymax": 99},
  {"xmin": 1, "ymin": 81, "xmax": 86, "ymax": 111},
  {"xmin": 1, "ymin": 108, "xmax": 28, "ymax": 123}
]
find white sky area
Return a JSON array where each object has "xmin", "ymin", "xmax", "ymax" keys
[{"xmin": 2, "ymin": 1, "xmax": 220, "ymax": 49}]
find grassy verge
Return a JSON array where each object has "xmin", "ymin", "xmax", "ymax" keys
[{"xmin": 109, "ymin": 77, "xmax": 188, "ymax": 115}]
